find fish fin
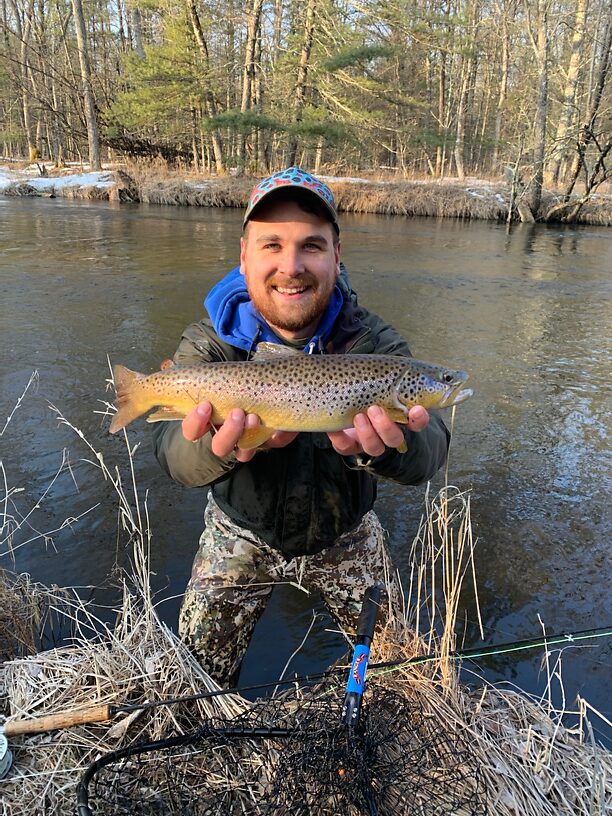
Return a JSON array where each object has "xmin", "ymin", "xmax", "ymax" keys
[
  {"xmin": 391, "ymin": 377, "xmax": 411, "ymax": 418},
  {"xmin": 252, "ymin": 342, "xmax": 301, "ymax": 360},
  {"xmin": 160, "ymin": 358, "xmax": 175, "ymax": 370},
  {"xmin": 237, "ymin": 426, "xmax": 276, "ymax": 450},
  {"xmin": 396, "ymin": 439, "xmax": 408, "ymax": 454},
  {"xmin": 146, "ymin": 407, "xmax": 186, "ymax": 423},
  {"xmin": 110, "ymin": 365, "xmax": 148, "ymax": 434}
]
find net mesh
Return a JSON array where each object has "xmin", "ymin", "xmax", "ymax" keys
[{"xmin": 81, "ymin": 679, "xmax": 487, "ymax": 816}]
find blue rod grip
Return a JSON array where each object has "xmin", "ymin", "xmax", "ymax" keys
[{"xmin": 341, "ymin": 583, "xmax": 383, "ymax": 728}]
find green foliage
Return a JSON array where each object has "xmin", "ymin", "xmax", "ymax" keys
[
  {"xmin": 204, "ymin": 110, "xmax": 285, "ymax": 134},
  {"xmin": 106, "ymin": 42, "xmax": 200, "ymax": 139},
  {"xmin": 323, "ymin": 45, "xmax": 396, "ymax": 72},
  {"xmin": 289, "ymin": 118, "xmax": 349, "ymax": 146}
]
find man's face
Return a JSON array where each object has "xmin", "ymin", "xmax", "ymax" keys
[{"xmin": 240, "ymin": 200, "xmax": 341, "ymax": 341}]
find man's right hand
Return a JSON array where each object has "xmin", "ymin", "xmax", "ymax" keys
[{"xmin": 182, "ymin": 402, "xmax": 297, "ymax": 462}]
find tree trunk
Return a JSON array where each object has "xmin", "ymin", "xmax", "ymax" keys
[
  {"xmin": 435, "ymin": 51, "xmax": 446, "ymax": 176},
  {"xmin": 9, "ymin": 0, "xmax": 35, "ymax": 158},
  {"xmin": 547, "ymin": 0, "xmax": 589, "ymax": 186},
  {"xmin": 524, "ymin": 0, "xmax": 548, "ymax": 217},
  {"xmin": 254, "ymin": 32, "xmax": 267, "ymax": 172},
  {"xmin": 50, "ymin": 78, "xmax": 64, "ymax": 165},
  {"xmin": 187, "ymin": 0, "xmax": 225, "ymax": 174},
  {"xmin": 562, "ymin": 14, "xmax": 611, "ymax": 198},
  {"xmin": 130, "ymin": 7, "xmax": 145, "ymax": 58},
  {"xmin": 454, "ymin": 62, "xmax": 469, "ymax": 180},
  {"xmin": 236, "ymin": 0, "xmax": 264, "ymax": 173},
  {"xmin": 492, "ymin": 0, "xmax": 511, "ymax": 172},
  {"xmin": 453, "ymin": 0, "xmax": 478, "ymax": 181},
  {"xmin": 273, "ymin": 0, "xmax": 283, "ymax": 63},
  {"xmin": 71, "ymin": 0, "xmax": 101, "ymax": 169},
  {"xmin": 286, "ymin": 0, "xmax": 316, "ymax": 167}
]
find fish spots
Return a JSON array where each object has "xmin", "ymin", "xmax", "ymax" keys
[{"xmin": 117, "ymin": 353, "xmax": 468, "ymax": 433}]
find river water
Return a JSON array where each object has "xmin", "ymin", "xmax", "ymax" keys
[{"xmin": 1, "ymin": 198, "xmax": 610, "ymax": 742}]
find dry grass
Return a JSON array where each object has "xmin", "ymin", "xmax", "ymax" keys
[
  {"xmin": 333, "ymin": 180, "xmax": 509, "ymax": 221},
  {"xmin": 0, "ymin": 573, "xmax": 52, "ymax": 663},
  {"xmin": 0, "ymin": 390, "xmax": 610, "ymax": 814},
  {"xmin": 4, "ymin": 163, "xmax": 610, "ymax": 224}
]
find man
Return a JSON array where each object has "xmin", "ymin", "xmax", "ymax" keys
[{"xmin": 153, "ymin": 166, "xmax": 450, "ymax": 684}]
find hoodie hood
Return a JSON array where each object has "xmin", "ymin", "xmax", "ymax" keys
[{"xmin": 204, "ymin": 266, "xmax": 343, "ymax": 354}]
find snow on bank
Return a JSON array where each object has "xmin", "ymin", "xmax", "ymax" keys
[
  {"xmin": 29, "ymin": 171, "xmax": 116, "ymax": 190},
  {"xmin": 0, "ymin": 166, "xmax": 116, "ymax": 193}
]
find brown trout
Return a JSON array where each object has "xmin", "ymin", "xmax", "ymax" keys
[{"xmin": 109, "ymin": 343, "xmax": 472, "ymax": 449}]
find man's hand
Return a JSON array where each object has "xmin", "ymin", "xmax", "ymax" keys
[
  {"xmin": 327, "ymin": 405, "xmax": 429, "ymax": 458},
  {"xmin": 182, "ymin": 402, "xmax": 298, "ymax": 462}
]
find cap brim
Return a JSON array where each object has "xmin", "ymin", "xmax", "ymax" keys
[{"xmin": 243, "ymin": 185, "xmax": 339, "ymax": 233}]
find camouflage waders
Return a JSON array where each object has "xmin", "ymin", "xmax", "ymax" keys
[{"xmin": 179, "ymin": 496, "xmax": 398, "ymax": 685}]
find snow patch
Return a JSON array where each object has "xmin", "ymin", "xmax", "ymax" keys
[
  {"xmin": 0, "ymin": 171, "xmax": 13, "ymax": 191},
  {"xmin": 27, "ymin": 171, "xmax": 116, "ymax": 190},
  {"xmin": 0, "ymin": 168, "xmax": 116, "ymax": 192},
  {"xmin": 317, "ymin": 175, "xmax": 378, "ymax": 185}
]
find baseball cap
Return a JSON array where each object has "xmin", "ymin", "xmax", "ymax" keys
[{"xmin": 243, "ymin": 167, "xmax": 339, "ymax": 234}]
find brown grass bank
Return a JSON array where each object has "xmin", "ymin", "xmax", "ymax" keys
[
  {"xmin": 3, "ymin": 165, "xmax": 611, "ymax": 225},
  {"xmin": 133, "ymin": 171, "xmax": 612, "ymax": 225}
]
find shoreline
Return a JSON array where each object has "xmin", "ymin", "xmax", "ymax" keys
[{"xmin": 1, "ymin": 163, "xmax": 610, "ymax": 226}]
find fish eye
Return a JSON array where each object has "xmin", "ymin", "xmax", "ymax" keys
[{"xmin": 442, "ymin": 372, "xmax": 454, "ymax": 384}]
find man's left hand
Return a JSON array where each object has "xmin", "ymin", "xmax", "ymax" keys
[{"xmin": 327, "ymin": 405, "xmax": 429, "ymax": 458}]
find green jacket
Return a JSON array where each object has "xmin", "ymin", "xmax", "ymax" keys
[{"xmin": 152, "ymin": 298, "xmax": 450, "ymax": 559}]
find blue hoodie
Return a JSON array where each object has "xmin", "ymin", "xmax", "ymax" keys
[{"xmin": 204, "ymin": 266, "xmax": 344, "ymax": 355}]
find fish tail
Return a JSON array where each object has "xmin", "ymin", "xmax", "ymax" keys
[{"xmin": 109, "ymin": 365, "xmax": 150, "ymax": 433}]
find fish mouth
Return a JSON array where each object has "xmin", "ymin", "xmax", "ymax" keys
[
  {"xmin": 439, "ymin": 373, "xmax": 472, "ymax": 408},
  {"xmin": 448, "ymin": 387, "xmax": 473, "ymax": 405}
]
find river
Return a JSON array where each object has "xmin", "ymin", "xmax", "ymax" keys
[{"xmin": 1, "ymin": 197, "xmax": 610, "ymax": 743}]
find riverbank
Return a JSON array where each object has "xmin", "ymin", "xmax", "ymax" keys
[
  {"xmin": 1, "ymin": 162, "xmax": 610, "ymax": 225},
  {"xmin": 2, "ymin": 485, "xmax": 611, "ymax": 815}
]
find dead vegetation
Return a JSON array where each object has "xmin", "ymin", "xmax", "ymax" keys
[
  {"xmin": 0, "ymin": 394, "xmax": 610, "ymax": 815},
  {"xmin": 2, "ymin": 164, "xmax": 610, "ymax": 224}
]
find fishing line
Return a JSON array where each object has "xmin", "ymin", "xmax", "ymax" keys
[
  {"xmin": 369, "ymin": 625, "xmax": 612, "ymax": 678},
  {"xmin": 113, "ymin": 624, "xmax": 612, "ymax": 716},
  {"xmin": 2, "ymin": 624, "xmax": 610, "ymax": 739}
]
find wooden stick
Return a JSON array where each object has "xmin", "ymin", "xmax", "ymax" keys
[{"xmin": 2, "ymin": 704, "xmax": 115, "ymax": 737}]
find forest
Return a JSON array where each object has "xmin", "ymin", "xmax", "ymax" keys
[{"xmin": 0, "ymin": 0, "xmax": 610, "ymax": 220}]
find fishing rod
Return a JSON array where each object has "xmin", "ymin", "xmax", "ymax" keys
[
  {"xmin": 370, "ymin": 625, "xmax": 612, "ymax": 676},
  {"xmin": 341, "ymin": 582, "xmax": 383, "ymax": 728},
  {"xmin": 1, "ymin": 624, "xmax": 610, "ymax": 742},
  {"xmin": 75, "ymin": 614, "xmax": 610, "ymax": 816}
]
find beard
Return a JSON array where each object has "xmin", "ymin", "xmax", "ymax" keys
[{"xmin": 247, "ymin": 273, "xmax": 336, "ymax": 335}]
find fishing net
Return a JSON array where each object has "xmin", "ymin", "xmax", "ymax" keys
[{"xmin": 77, "ymin": 678, "xmax": 487, "ymax": 816}]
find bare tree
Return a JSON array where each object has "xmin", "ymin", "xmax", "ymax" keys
[
  {"xmin": 9, "ymin": 0, "xmax": 36, "ymax": 158},
  {"xmin": 544, "ymin": 13, "xmax": 611, "ymax": 221},
  {"xmin": 187, "ymin": 0, "xmax": 225, "ymax": 174},
  {"xmin": 453, "ymin": 0, "xmax": 479, "ymax": 180},
  {"xmin": 547, "ymin": 0, "xmax": 589, "ymax": 186},
  {"xmin": 236, "ymin": 0, "xmax": 264, "ymax": 173},
  {"xmin": 71, "ymin": 0, "xmax": 101, "ymax": 168},
  {"xmin": 491, "ymin": 0, "xmax": 514, "ymax": 171},
  {"xmin": 522, "ymin": 0, "xmax": 549, "ymax": 218},
  {"xmin": 286, "ymin": 0, "xmax": 316, "ymax": 167}
]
